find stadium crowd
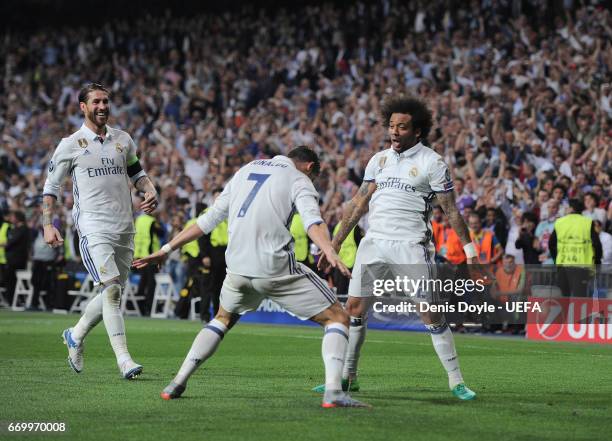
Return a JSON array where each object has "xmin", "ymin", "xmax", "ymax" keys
[{"xmin": 1, "ymin": 0, "xmax": 611, "ymax": 312}]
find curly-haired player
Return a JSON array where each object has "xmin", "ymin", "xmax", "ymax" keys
[{"xmin": 315, "ymin": 96, "xmax": 478, "ymax": 400}]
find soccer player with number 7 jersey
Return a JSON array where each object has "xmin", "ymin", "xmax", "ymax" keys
[{"xmin": 133, "ymin": 146, "xmax": 369, "ymax": 408}]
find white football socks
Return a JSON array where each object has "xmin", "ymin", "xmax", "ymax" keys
[
  {"xmin": 342, "ymin": 316, "xmax": 367, "ymax": 380},
  {"xmin": 101, "ymin": 283, "xmax": 132, "ymax": 366},
  {"xmin": 428, "ymin": 322, "xmax": 464, "ymax": 389},
  {"xmin": 72, "ymin": 292, "xmax": 103, "ymax": 344},
  {"xmin": 174, "ymin": 319, "xmax": 228, "ymax": 386},
  {"xmin": 322, "ymin": 323, "xmax": 349, "ymax": 392}
]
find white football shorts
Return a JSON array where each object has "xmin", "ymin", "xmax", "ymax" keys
[
  {"xmin": 79, "ymin": 233, "xmax": 134, "ymax": 286},
  {"xmin": 348, "ymin": 236, "xmax": 436, "ymax": 301},
  {"xmin": 220, "ymin": 263, "xmax": 336, "ymax": 320}
]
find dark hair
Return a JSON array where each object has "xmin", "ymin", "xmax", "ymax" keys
[
  {"xmin": 552, "ymin": 184, "xmax": 566, "ymax": 197},
  {"xmin": 380, "ymin": 96, "xmax": 433, "ymax": 142},
  {"xmin": 584, "ymin": 192, "xmax": 599, "ymax": 205},
  {"xmin": 468, "ymin": 212, "xmax": 481, "ymax": 221},
  {"xmin": 195, "ymin": 202, "xmax": 207, "ymax": 215},
  {"xmin": 288, "ymin": 146, "xmax": 320, "ymax": 177},
  {"xmin": 568, "ymin": 198, "xmax": 584, "ymax": 213},
  {"xmin": 78, "ymin": 83, "xmax": 110, "ymax": 104},
  {"xmin": 212, "ymin": 187, "xmax": 224, "ymax": 195},
  {"xmin": 12, "ymin": 210, "xmax": 26, "ymax": 223},
  {"xmin": 521, "ymin": 211, "xmax": 539, "ymax": 224}
]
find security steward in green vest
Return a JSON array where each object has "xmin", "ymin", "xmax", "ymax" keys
[
  {"xmin": 331, "ymin": 220, "xmax": 362, "ymax": 295},
  {"xmin": 0, "ymin": 213, "xmax": 10, "ymax": 295},
  {"xmin": 549, "ymin": 199, "xmax": 602, "ymax": 297},
  {"xmin": 290, "ymin": 213, "xmax": 315, "ymax": 269},
  {"xmin": 199, "ymin": 188, "xmax": 229, "ymax": 323},
  {"xmin": 175, "ymin": 203, "xmax": 210, "ymax": 320},
  {"xmin": 134, "ymin": 211, "xmax": 164, "ymax": 315}
]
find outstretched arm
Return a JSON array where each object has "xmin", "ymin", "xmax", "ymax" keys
[
  {"xmin": 332, "ymin": 181, "xmax": 376, "ymax": 250},
  {"xmin": 132, "ymin": 182, "xmax": 231, "ymax": 269},
  {"xmin": 435, "ymin": 190, "xmax": 477, "ymax": 263},
  {"xmin": 132, "ymin": 222, "xmax": 203, "ymax": 269},
  {"xmin": 308, "ymin": 223, "xmax": 351, "ymax": 278}
]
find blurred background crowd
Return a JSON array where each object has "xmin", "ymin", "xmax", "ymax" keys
[{"xmin": 1, "ymin": 0, "xmax": 610, "ymax": 317}]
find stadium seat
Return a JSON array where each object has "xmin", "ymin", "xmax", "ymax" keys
[
  {"xmin": 67, "ymin": 274, "xmax": 99, "ymax": 313},
  {"xmin": 121, "ymin": 277, "xmax": 145, "ymax": 317},
  {"xmin": 190, "ymin": 297, "xmax": 200, "ymax": 321},
  {"xmin": 11, "ymin": 270, "xmax": 34, "ymax": 311},
  {"xmin": 0, "ymin": 287, "xmax": 8, "ymax": 307},
  {"xmin": 150, "ymin": 273, "xmax": 176, "ymax": 319}
]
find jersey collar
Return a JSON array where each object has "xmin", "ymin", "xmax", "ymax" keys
[
  {"xmin": 80, "ymin": 123, "xmax": 113, "ymax": 143},
  {"xmin": 272, "ymin": 155, "xmax": 296, "ymax": 168},
  {"xmin": 397, "ymin": 142, "xmax": 423, "ymax": 158}
]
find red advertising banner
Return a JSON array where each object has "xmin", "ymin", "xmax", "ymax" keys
[{"xmin": 526, "ymin": 297, "xmax": 612, "ymax": 344}]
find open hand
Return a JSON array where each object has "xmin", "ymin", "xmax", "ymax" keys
[{"xmin": 132, "ymin": 249, "xmax": 167, "ymax": 270}]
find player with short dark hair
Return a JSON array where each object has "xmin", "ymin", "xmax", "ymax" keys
[
  {"xmin": 43, "ymin": 82, "xmax": 159, "ymax": 379},
  {"xmin": 134, "ymin": 146, "xmax": 369, "ymax": 408}
]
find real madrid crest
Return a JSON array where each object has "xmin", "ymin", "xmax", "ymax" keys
[
  {"xmin": 115, "ymin": 143, "xmax": 124, "ymax": 153},
  {"xmin": 378, "ymin": 156, "xmax": 387, "ymax": 168},
  {"xmin": 409, "ymin": 167, "xmax": 418, "ymax": 177},
  {"xmin": 78, "ymin": 138, "xmax": 88, "ymax": 148}
]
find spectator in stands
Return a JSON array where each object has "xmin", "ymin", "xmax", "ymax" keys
[
  {"xmin": 593, "ymin": 220, "xmax": 612, "ymax": 265},
  {"xmin": 534, "ymin": 199, "xmax": 560, "ymax": 264},
  {"xmin": 583, "ymin": 192, "xmax": 607, "ymax": 225},
  {"xmin": 515, "ymin": 212, "xmax": 542, "ymax": 265},
  {"xmin": 0, "ymin": 0, "xmax": 609, "ymax": 303}
]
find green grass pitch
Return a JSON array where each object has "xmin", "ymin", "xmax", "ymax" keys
[{"xmin": 1, "ymin": 310, "xmax": 611, "ymax": 441}]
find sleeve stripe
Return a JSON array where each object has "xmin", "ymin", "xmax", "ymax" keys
[
  {"xmin": 304, "ymin": 219, "xmax": 324, "ymax": 230},
  {"xmin": 127, "ymin": 155, "xmax": 139, "ymax": 166}
]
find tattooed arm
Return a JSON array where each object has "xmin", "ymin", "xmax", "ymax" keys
[
  {"xmin": 435, "ymin": 190, "xmax": 476, "ymax": 263},
  {"xmin": 134, "ymin": 176, "xmax": 158, "ymax": 214},
  {"xmin": 42, "ymin": 195, "xmax": 64, "ymax": 248},
  {"xmin": 331, "ymin": 181, "xmax": 377, "ymax": 250}
]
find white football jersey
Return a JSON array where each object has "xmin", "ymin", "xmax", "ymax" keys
[
  {"xmin": 197, "ymin": 155, "xmax": 323, "ymax": 278},
  {"xmin": 364, "ymin": 143, "xmax": 453, "ymax": 243},
  {"xmin": 43, "ymin": 124, "xmax": 146, "ymax": 237}
]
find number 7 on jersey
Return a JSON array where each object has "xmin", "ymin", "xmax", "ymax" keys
[{"xmin": 237, "ymin": 173, "xmax": 271, "ymax": 217}]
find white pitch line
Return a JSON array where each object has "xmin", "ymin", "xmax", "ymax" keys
[{"xmin": 230, "ymin": 330, "xmax": 612, "ymax": 357}]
